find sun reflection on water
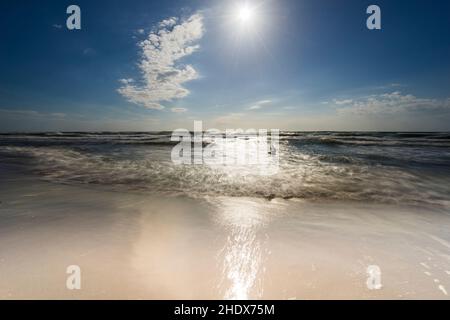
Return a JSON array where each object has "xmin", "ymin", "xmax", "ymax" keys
[{"xmin": 214, "ymin": 197, "xmax": 280, "ymax": 300}]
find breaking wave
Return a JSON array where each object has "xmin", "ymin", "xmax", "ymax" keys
[{"xmin": 1, "ymin": 132, "xmax": 450, "ymax": 207}]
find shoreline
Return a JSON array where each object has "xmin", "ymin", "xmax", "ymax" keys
[{"xmin": 1, "ymin": 172, "xmax": 449, "ymax": 299}]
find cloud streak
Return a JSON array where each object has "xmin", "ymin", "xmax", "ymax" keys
[
  {"xmin": 118, "ymin": 13, "xmax": 204, "ymax": 110},
  {"xmin": 334, "ymin": 92, "xmax": 450, "ymax": 115},
  {"xmin": 171, "ymin": 107, "xmax": 187, "ymax": 113},
  {"xmin": 248, "ymin": 99, "xmax": 272, "ymax": 110},
  {"xmin": 0, "ymin": 108, "xmax": 66, "ymax": 118}
]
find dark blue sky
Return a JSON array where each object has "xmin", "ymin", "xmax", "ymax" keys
[{"xmin": 0, "ymin": 0, "xmax": 449, "ymax": 131}]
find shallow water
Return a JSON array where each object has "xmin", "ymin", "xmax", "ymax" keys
[{"xmin": 0, "ymin": 176, "xmax": 450, "ymax": 299}]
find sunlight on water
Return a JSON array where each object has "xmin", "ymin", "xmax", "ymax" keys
[
  {"xmin": 214, "ymin": 198, "xmax": 279, "ymax": 299},
  {"xmin": 202, "ymin": 133, "xmax": 280, "ymax": 176},
  {"xmin": 223, "ymin": 225, "xmax": 262, "ymax": 300},
  {"xmin": 1, "ymin": 132, "xmax": 450, "ymax": 206}
]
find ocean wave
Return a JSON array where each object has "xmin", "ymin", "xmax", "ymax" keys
[
  {"xmin": 1, "ymin": 143, "xmax": 450, "ymax": 208},
  {"xmin": 286, "ymin": 136, "xmax": 450, "ymax": 148},
  {"xmin": 1, "ymin": 132, "xmax": 450, "ymax": 148}
]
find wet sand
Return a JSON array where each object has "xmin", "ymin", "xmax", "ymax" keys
[{"xmin": 0, "ymin": 172, "xmax": 450, "ymax": 299}]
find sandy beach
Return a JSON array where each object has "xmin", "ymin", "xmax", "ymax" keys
[
  {"xmin": 2, "ymin": 0, "xmax": 450, "ymax": 304},
  {"xmin": 1, "ymin": 166, "xmax": 449, "ymax": 299}
]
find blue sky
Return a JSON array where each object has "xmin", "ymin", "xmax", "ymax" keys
[{"xmin": 0, "ymin": 0, "xmax": 449, "ymax": 131}]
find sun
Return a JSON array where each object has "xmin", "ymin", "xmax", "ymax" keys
[
  {"xmin": 237, "ymin": 4, "xmax": 255, "ymax": 23},
  {"xmin": 226, "ymin": 1, "xmax": 266, "ymax": 39}
]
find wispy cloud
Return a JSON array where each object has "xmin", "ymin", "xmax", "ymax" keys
[
  {"xmin": 0, "ymin": 108, "xmax": 66, "ymax": 118},
  {"xmin": 52, "ymin": 24, "xmax": 62, "ymax": 29},
  {"xmin": 333, "ymin": 99, "xmax": 353, "ymax": 105},
  {"xmin": 82, "ymin": 48, "xmax": 96, "ymax": 56},
  {"xmin": 247, "ymin": 99, "xmax": 272, "ymax": 110},
  {"xmin": 118, "ymin": 13, "xmax": 204, "ymax": 110},
  {"xmin": 334, "ymin": 92, "xmax": 450, "ymax": 115},
  {"xmin": 171, "ymin": 107, "xmax": 187, "ymax": 113},
  {"xmin": 213, "ymin": 113, "xmax": 245, "ymax": 126}
]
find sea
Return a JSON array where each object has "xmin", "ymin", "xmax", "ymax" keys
[{"xmin": 1, "ymin": 131, "xmax": 450, "ymax": 208}]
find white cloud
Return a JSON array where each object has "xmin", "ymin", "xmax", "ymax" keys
[
  {"xmin": 52, "ymin": 24, "xmax": 62, "ymax": 29},
  {"xmin": 333, "ymin": 99, "xmax": 353, "ymax": 105},
  {"xmin": 119, "ymin": 78, "xmax": 134, "ymax": 84},
  {"xmin": 334, "ymin": 92, "xmax": 450, "ymax": 115},
  {"xmin": 136, "ymin": 28, "xmax": 145, "ymax": 34},
  {"xmin": 247, "ymin": 99, "xmax": 272, "ymax": 110},
  {"xmin": 118, "ymin": 13, "xmax": 204, "ymax": 110},
  {"xmin": 159, "ymin": 17, "xmax": 178, "ymax": 28},
  {"xmin": 171, "ymin": 107, "xmax": 187, "ymax": 113}
]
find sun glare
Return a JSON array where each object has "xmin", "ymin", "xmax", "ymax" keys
[
  {"xmin": 225, "ymin": 1, "xmax": 270, "ymax": 44},
  {"xmin": 237, "ymin": 4, "xmax": 255, "ymax": 23}
]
